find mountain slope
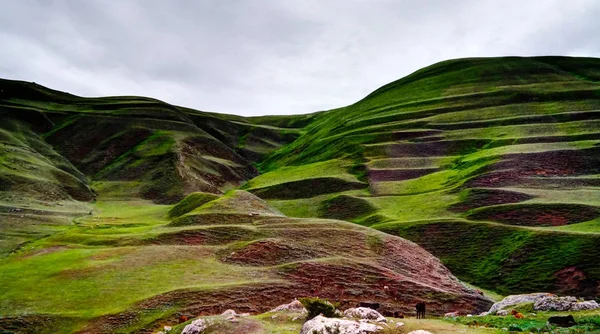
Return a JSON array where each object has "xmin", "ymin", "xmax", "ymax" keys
[
  {"xmin": 2, "ymin": 56, "xmax": 600, "ymax": 332},
  {"xmin": 255, "ymin": 56, "xmax": 600, "ymax": 297}
]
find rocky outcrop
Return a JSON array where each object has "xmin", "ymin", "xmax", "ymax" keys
[
  {"xmin": 489, "ymin": 293, "xmax": 600, "ymax": 313},
  {"xmin": 300, "ymin": 315, "xmax": 382, "ymax": 334},
  {"xmin": 572, "ymin": 300, "xmax": 600, "ymax": 311},
  {"xmin": 181, "ymin": 318, "xmax": 211, "ymax": 334},
  {"xmin": 343, "ymin": 307, "xmax": 387, "ymax": 323},
  {"xmin": 269, "ymin": 299, "xmax": 306, "ymax": 313},
  {"xmin": 534, "ymin": 296, "xmax": 577, "ymax": 311},
  {"xmin": 489, "ymin": 293, "xmax": 553, "ymax": 313}
]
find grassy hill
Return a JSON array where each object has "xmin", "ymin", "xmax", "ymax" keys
[
  {"xmin": 256, "ymin": 56, "xmax": 600, "ymax": 297},
  {"xmin": 2, "ymin": 56, "xmax": 600, "ymax": 332}
]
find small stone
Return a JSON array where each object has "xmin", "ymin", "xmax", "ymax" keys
[
  {"xmin": 221, "ymin": 309, "xmax": 237, "ymax": 317},
  {"xmin": 163, "ymin": 326, "xmax": 172, "ymax": 332}
]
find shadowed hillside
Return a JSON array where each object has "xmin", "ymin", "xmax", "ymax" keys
[{"xmin": 2, "ymin": 56, "xmax": 600, "ymax": 332}]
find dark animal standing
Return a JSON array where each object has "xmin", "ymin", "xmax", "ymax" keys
[
  {"xmin": 415, "ymin": 302, "xmax": 426, "ymax": 319},
  {"xmin": 357, "ymin": 302, "xmax": 380, "ymax": 310},
  {"xmin": 548, "ymin": 315, "xmax": 577, "ymax": 327}
]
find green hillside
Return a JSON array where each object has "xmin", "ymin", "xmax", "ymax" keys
[
  {"xmin": 2, "ymin": 56, "xmax": 600, "ymax": 332},
  {"xmin": 258, "ymin": 56, "xmax": 600, "ymax": 297}
]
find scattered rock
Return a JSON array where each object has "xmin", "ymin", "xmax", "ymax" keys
[
  {"xmin": 300, "ymin": 315, "xmax": 382, "ymax": 334},
  {"xmin": 395, "ymin": 322, "xmax": 405, "ymax": 328},
  {"xmin": 479, "ymin": 312, "xmax": 490, "ymax": 316},
  {"xmin": 181, "ymin": 319, "xmax": 209, "ymax": 334},
  {"xmin": 466, "ymin": 314, "xmax": 473, "ymax": 317},
  {"xmin": 271, "ymin": 315, "xmax": 278, "ymax": 320},
  {"xmin": 444, "ymin": 311, "xmax": 460, "ymax": 317},
  {"xmin": 572, "ymin": 300, "xmax": 600, "ymax": 311},
  {"xmin": 239, "ymin": 313, "xmax": 250, "ymax": 317},
  {"xmin": 496, "ymin": 310, "xmax": 508, "ymax": 316},
  {"xmin": 164, "ymin": 326, "xmax": 172, "ymax": 332},
  {"xmin": 227, "ymin": 316, "xmax": 238, "ymax": 323},
  {"xmin": 221, "ymin": 309, "xmax": 236, "ymax": 317},
  {"xmin": 534, "ymin": 296, "xmax": 577, "ymax": 311},
  {"xmin": 343, "ymin": 307, "xmax": 387, "ymax": 323},
  {"xmin": 408, "ymin": 331, "xmax": 432, "ymax": 334},
  {"xmin": 157, "ymin": 332, "xmax": 164, "ymax": 334},
  {"xmin": 269, "ymin": 299, "xmax": 307, "ymax": 313},
  {"xmin": 489, "ymin": 293, "xmax": 554, "ymax": 314}
]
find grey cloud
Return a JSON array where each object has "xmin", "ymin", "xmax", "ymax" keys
[{"xmin": 1, "ymin": 0, "xmax": 599, "ymax": 116}]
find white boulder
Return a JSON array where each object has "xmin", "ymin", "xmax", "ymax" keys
[
  {"xmin": 343, "ymin": 307, "xmax": 387, "ymax": 323},
  {"xmin": 408, "ymin": 331, "xmax": 433, "ymax": 334},
  {"xmin": 300, "ymin": 315, "xmax": 382, "ymax": 334},
  {"xmin": 572, "ymin": 300, "xmax": 600, "ymax": 311},
  {"xmin": 269, "ymin": 299, "xmax": 307, "ymax": 313},
  {"xmin": 181, "ymin": 319, "xmax": 209, "ymax": 334},
  {"xmin": 496, "ymin": 310, "xmax": 508, "ymax": 316},
  {"xmin": 221, "ymin": 309, "xmax": 236, "ymax": 317},
  {"xmin": 534, "ymin": 296, "xmax": 577, "ymax": 311},
  {"xmin": 488, "ymin": 293, "xmax": 554, "ymax": 314}
]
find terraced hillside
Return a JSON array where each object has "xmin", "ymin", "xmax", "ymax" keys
[
  {"xmin": 2, "ymin": 56, "xmax": 600, "ymax": 332},
  {"xmin": 257, "ymin": 56, "xmax": 600, "ymax": 297},
  {"xmin": 0, "ymin": 77, "xmax": 492, "ymax": 333}
]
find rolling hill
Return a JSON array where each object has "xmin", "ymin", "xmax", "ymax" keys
[{"xmin": 1, "ymin": 56, "xmax": 600, "ymax": 332}]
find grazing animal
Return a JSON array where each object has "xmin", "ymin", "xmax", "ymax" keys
[
  {"xmin": 548, "ymin": 315, "xmax": 577, "ymax": 327},
  {"xmin": 178, "ymin": 315, "xmax": 189, "ymax": 323},
  {"xmin": 357, "ymin": 302, "xmax": 380, "ymax": 310},
  {"xmin": 511, "ymin": 310, "xmax": 524, "ymax": 319},
  {"xmin": 415, "ymin": 302, "xmax": 426, "ymax": 319}
]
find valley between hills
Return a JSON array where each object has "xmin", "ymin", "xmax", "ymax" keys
[{"xmin": 2, "ymin": 56, "xmax": 600, "ymax": 333}]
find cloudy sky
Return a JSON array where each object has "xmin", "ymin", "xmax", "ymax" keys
[{"xmin": 1, "ymin": 1, "xmax": 599, "ymax": 116}]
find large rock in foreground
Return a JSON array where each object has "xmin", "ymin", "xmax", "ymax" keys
[
  {"xmin": 300, "ymin": 315, "xmax": 382, "ymax": 334},
  {"xmin": 489, "ymin": 293, "xmax": 600, "ymax": 313}
]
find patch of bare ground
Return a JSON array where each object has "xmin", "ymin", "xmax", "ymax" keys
[
  {"xmin": 554, "ymin": 266, "xmax": 600, "ymax": 297},
  {"xmin": 147, "ymin": 226, "xmax": 264, "ymax": 246},
  {"xmin": 368, "ymin": 168, "xmax": 441, "ymax": 182},
  {"xmin": 221, "ymin": 239, "xmax": 321, "ymax": 266},
  {"xmin": 449, "ymin": 189, "xmax": 534, "ymax": 212},
  {"xmin": 467, "ymin": 204, "xmax": 600, "ymax": 226},
  {"xmin": 466, "ymin": 148, "xmax": 600, "ymax": 188},
  {"xmin": 368, "ymin": 139, "xmax": 489, "ymax": 158}
]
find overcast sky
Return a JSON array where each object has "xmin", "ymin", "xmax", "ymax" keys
[{"xmin": 1, "ymin": 1, "xmax": 599, "ymax": 116}]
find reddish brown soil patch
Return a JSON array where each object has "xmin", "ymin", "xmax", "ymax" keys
[
  {"xmin": 148, "ymin": 227, "xmax": 264, "ymax": 246},
  {"xmin": 467, "ymin": 204, "xmax": 600, "ymax": 226},
  {"xmin": 554, "ymin": 266, "xmax": 600, "ymax": 296},
  {"xmin": 168, "ymin": 213, "xmax": 256, "ymax": 227},
  {"xmin": 249, "ymin": 177, "xmax": 367, "ymax": 200},
  {"xmin": 318, "ymin": 195, "xmax": 376, "ymax": 221},
  {"xmin": 377, "ymin": 139, "xmax": 489, "ymax": 158},
  {"xmin": 466, "ymin": 148, "xmax": 600, "ymax": 189},
  {"xmin": 449, "ymin": 189, "xmax": 534, "ymax": 212},
  {"xmin": 368, "ymin": 168, "xmax": 440, "ymax": 182},
  {"xmin": 222, "ymin": 239, "xmax": 320, "ymax": 266}
]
